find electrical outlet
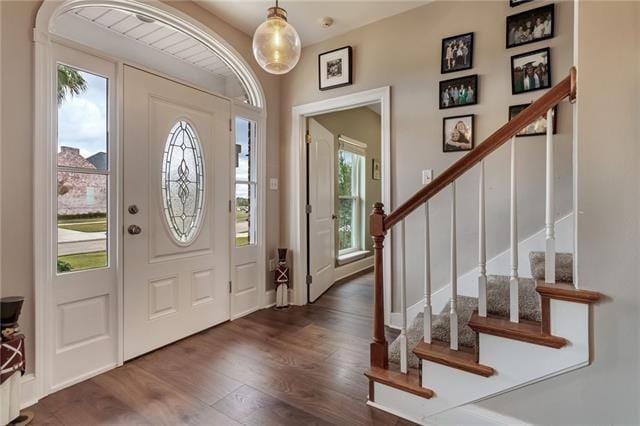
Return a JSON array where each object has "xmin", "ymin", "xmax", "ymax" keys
[
  {"xmin": 422, "ymin": 169, "xmax": 434, "ymax": 185},
  {"xmin": 269, "ymin": 258, "xmax": 276, "ymax": 271},
  {"xmin": 269, "ymin": 178, "xmax": 278, "ymax": 190}
]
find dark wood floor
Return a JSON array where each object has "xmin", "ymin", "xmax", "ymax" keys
[{"xmin": 30, "ymin": 272, "xmax": 413, "ymax": 425}]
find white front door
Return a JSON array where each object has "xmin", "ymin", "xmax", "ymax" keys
[
  {"xmin": 123, "ymin": 66, "xmax": 230, "ymax": 360},
  {"xmin": 308, "ymin": 118, "xmax": 336, "ymax": 302}
]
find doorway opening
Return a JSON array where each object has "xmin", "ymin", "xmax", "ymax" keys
[
  {"xmin": 306, "ymin": 104, "xmax": 383, "ymax": 303},
  {"xmin": 289, "ymin": 87, "xmax": 391, "ymax": 311}
]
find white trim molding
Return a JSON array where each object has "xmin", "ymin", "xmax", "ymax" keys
[
  {"xmin": 35, "ymin": 0, "xmax": 265, "ymax": 109},
  {"xmin": 288, "ymin": 87, "xmax": 391, "ymax": 318},
  {"xmin": 32, "ymin": 0, "xmax": 267, "ymax": 405}
]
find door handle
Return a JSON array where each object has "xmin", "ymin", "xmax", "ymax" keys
[
  {"xmin": 128, "ymin": 224, "xmax": 142, "ymax": 235},
  {"xmin": 332, "ymin": 214, "xmax": 337, "ymax": 220}
]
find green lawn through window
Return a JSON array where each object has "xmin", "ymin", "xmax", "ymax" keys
[{"xmin": 58, "ymin": 251, "xmax": 107, "ymax": 272}]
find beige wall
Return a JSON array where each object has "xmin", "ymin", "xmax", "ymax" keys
[
  {"xmin": 313, "ymin": 106, "xmax": 382, "ymax": 255},
  {"xmin": 0, "ymin": 0, "xmax": 281, "ymax": 373},
  {"xmin": 478, "ymin": 2, "xmax": 640, "ymax": 423},
  {"xmin": 281, "ymin": 0, "xmax": 574, "ymax": 309},
  {"xmin": 0, "ymin": 0, "xmax": 39, "ymax": 375}
]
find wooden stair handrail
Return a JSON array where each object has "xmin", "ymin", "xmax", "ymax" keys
[
  {"xmin": 368, "ymin": 68, "xmax": 576, "ymax": 371},
  {"xmin": 384, "ymin": 67, "xmax": 576, "ymax": 230}
]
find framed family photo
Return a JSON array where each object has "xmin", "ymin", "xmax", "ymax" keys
[
  {"xmin": 439, "ymin": 74, "xmax": 478, "ymax": 109},
  {"xmin": 372, "ymin": 159, "xmax": 381, "ymax": 180},
  {"xmin": 441, "ymin": 32, "xmax": 473, "ymax": 74},
  {"xmin": 509, "ymin": 104, "xmax": 557, "ymax": 137},
  {"xmin": 506, "ymin": 4, "xmax": 554, "ymax": 48},
  {"xmin": 511, "ymin": 47, "xmax": 551, "ymax": 94},
  {"xmin": 443, "ymin": 114, "xmax": 474, "ymax": 152},
  {"xmin": 318, "ymin": 46, "xmax": 353, "ymax": 91}
]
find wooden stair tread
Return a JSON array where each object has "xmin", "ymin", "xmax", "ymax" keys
[
  {"xmin": 468, "ymin": 312, "xmax": 566, "ymax": 349},
  {"xmin": 413, "ymin": 340, "xmax": 495, "ymax": 377},
  {"xmin": 536, "ymin": 281, "xmax": 602, "ymax": 304},
  {"xmin": 364, "ymin": 367, "xmax": 434, "ymax": 399}
]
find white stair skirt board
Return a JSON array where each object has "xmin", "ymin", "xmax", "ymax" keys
[
  {"xmin": 372, "ymin": 298, "xmax": 589, "ymax": 422},
  {"xmin": 390, "ymin": 213, "xmax": 573, "ymax": 329}
]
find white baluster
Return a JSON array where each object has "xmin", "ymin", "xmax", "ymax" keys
[
  {"xmin": 571, "ymin": 99, "xmax": 580, "ymax": 289},
  {"xmin": 510, "ymin": 137, "xmax": 519, "ymax": 323},
  {"xmin": 424, "ymin": 202, "xmax": 432, "ymax": 343},
  {"xmin": 545, "ymin": 108, "xmax": 556, "ymax": 283},
  {"xmin": 450, "ymin": 182, "xmax": 458, "ymax": 350},
  {"xmin": 399, "ymin": 220, "xmax": 408, "ymax": 373},
  {"xmin": 478, "ymin": 161, "xmax": 487, "ymax": 317}
]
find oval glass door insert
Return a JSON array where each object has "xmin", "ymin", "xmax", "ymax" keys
[{"xmin": 161, "ymin": 120, "xmax": 205, "ymax": 244}]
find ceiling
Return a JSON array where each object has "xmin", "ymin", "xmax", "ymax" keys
[
  {"xmin": 67, "ymin": 7, "xmax": 235, "ymax": 78},
  {"xmin": 197, "ymin": 1, "xmax": 430, "ymax": 47}
]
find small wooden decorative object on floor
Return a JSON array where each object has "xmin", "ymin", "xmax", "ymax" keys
[{"xmin": 275, "ymin": 248, "xmax": 290, "ymax": 309}]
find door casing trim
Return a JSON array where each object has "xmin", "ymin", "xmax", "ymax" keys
[{"xmin": 289, "ymin": 87, "xmax": 392, "ymax": 316}]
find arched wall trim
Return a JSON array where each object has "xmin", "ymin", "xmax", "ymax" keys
[{"xmin": 35, "ymin": 0, "xmax": 266, "ymax": 109}]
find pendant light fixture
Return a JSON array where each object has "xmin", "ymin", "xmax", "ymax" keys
[{"xmin": 252, "ymin": 0, "xmax": 301, "ymax": 75}]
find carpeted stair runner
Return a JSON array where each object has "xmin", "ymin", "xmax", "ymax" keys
[
  {"xmin": 529, "ymin": 251, "xmax": 573, "ymax": 283},
  {"xmin": 389, "ymin": 252, "xmax": 572, "ymax": 368}
]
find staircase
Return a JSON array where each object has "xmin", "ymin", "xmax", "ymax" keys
[{"xmin": 363, "ymin": 68, "xmax": 604, "ymax": 424}]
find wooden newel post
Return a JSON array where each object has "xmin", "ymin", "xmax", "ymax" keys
[{"xmin": 370, "ymin": 202, "xmax": 388, "ymax": 369}]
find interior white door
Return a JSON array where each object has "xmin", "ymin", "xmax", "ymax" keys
[
  {"xmin": 308, "ymin": 118, "xmax": 336, "ymax": 302},
  {"xmin": 123, "ymin": 66, "xmax": 230, "ymax": 360}
]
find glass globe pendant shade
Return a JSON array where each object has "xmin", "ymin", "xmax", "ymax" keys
[{"xmin": 252, "ymin": 6, "xmax": 301, "ymax": 75}]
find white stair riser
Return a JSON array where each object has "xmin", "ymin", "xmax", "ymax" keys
[{"xmin": 373, "ymin": 299, "xmax": 589, "ymax": 422}]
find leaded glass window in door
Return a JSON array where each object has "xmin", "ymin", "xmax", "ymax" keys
[{"xmin": 161, "ymin": 120, "xmax": 206, "ymax": 244}]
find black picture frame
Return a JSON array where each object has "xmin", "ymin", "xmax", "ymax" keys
[
  {"xmin": 510, "ymin": 47, "xmax": 551, "ymax": 95},
  {"xmin": 318, "ymin": 46, "xmax": 353, "ymax": 91},
  {"xmin": 509, "ymin": 103, "xmax": 558, "ymax": 137},
  {"xmin": 439, "ymin": 74, "xmax": 478, "ymax": 109},
  {"xmin": 506, "ymin": 4, "xmax": 554, "ymax": 49},
  {"xmin": 510, "ymin": 0, "xmax": 534, "ymax": 7},
  {"xmin": 441, "ymin": 32, "xmax": 474, "ymax": 74},
  {"xmin": 443, "ymin": 114, "xmax": 474, "ymax": 152}
]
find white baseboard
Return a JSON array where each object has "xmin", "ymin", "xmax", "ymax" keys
[
  {"xmin": 334, "ymin": 255, "xmax": 373, "ymax": 282},
  {"xmin": 20, "ymin": 374, "xmax": 39, "ymax": 409},
  {"xmin": 390, "ymin": 213, "xmax": 573, "ymax": 328},
  {"xmin": 263, "ymin": 289, "xmax": 276, "ymax": 308}
]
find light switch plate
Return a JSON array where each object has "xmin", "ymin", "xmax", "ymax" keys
[
  {"xmin": 422, "ymin": 169, "xmax": 434, "ymax": 185},
  {"xmin": 269, "ymin": 258, "xmax": 276, "ymax": 271},
  {"xmin": 269, "ymin": 178, "xmax": 278, "ymax": 190}
]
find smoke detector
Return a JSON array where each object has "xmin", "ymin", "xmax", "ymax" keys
[{"xmin": 319, "ymin": 17, "xmax": 334, "ymax": 28}]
